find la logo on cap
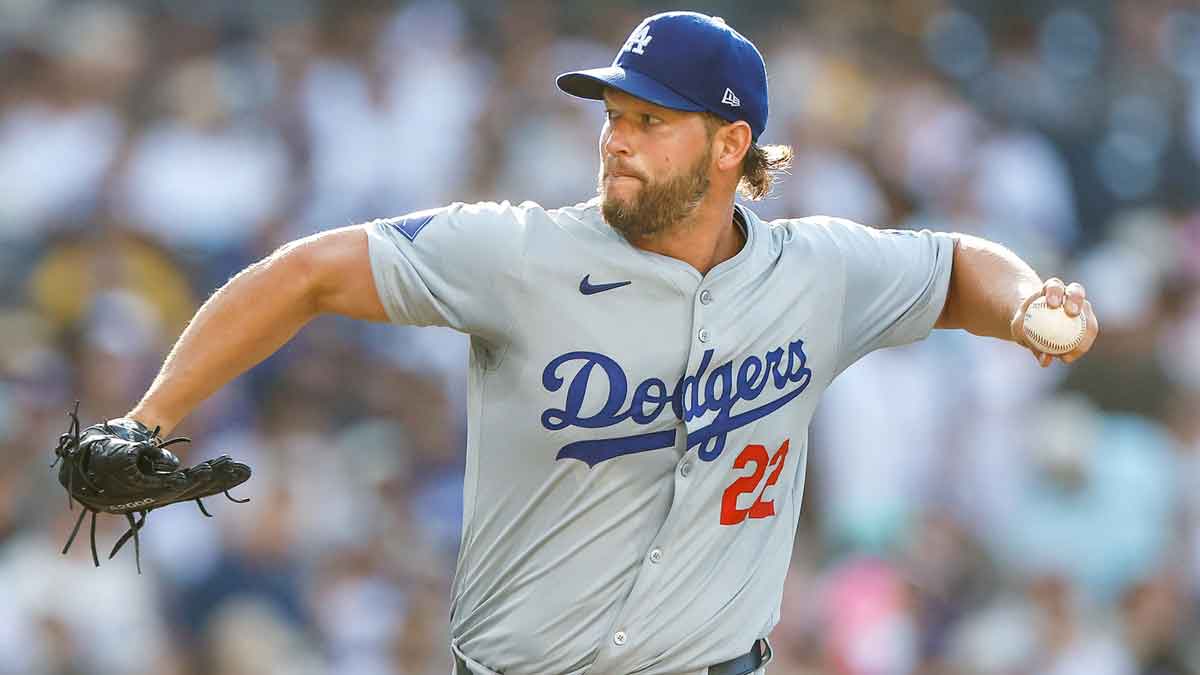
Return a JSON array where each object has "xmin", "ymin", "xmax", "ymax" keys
[{"xmin": 623, "ymin": 25, "xmax": 652, "ymax": 55}]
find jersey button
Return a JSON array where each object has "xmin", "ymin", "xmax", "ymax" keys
[
  {"xmin": 698, "ymin": 328, "xmax": 711, "ymax": 343},
  {"xmin": 699, "ymin": 289, "xmax": 713, "ymax": 305},
  {"xmin": 649, "ymin": 548, "xmax": 663, "ymax": 564},
  {"xmin": 679, "ymin": 462, "xmax": 692, "ymax": 478},
  {"xmin": 613, "ymin": 631, "xmax": 627, "ymax": 646}
]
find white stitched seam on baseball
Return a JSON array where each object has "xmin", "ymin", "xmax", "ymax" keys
[{"xmin": 1027, "ymin": 331, "xmax": 1080, "ymax": 353}]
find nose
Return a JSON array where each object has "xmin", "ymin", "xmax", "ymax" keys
[{"xmin": 601, "ymin": 118, "xmax": 632, "ymax": 158}]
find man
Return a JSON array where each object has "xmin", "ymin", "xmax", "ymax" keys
[{"xmin": 89, "ymin": 11, "xmax": 1098, "ymax": 675}]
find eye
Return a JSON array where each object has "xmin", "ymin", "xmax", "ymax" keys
[
  {"xmin": 604, "ymin": 109, "xmax": 619, "ymax": 121},
  {"xmin": 642, "ymin": 114, "xmax": 662, "ymax": 126}
]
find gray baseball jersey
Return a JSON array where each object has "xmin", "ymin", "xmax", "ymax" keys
[{"xmin": 365, "ymin": 198, "xmax": 954, "ymax": 675}]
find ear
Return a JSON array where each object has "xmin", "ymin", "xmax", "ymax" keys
[{"xmin": 714, "ymin": 121, "xmax": 752, "ymax": 172}]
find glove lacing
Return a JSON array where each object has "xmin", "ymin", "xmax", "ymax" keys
[{"xmin": 51, "ymin": 402, "xmax": 250, "ymax": 574}]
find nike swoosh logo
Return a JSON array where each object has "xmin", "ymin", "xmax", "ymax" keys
[{"xmin": 579, "ymin": 275, "xmax": 632, "ymax": 295}]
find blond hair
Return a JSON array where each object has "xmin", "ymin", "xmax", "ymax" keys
[{"xmin": 704, "ymin": 114, "xmax": 793, "ymax": 200}]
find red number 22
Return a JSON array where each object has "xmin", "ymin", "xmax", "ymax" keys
[{"xmin": 719, "ymin": 439, "xmax": 790, "ymax": 526}]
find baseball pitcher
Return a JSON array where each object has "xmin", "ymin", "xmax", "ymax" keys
[{"xmin": 52, "ymin": 11, "xmax": 1099, "ymax": 675}]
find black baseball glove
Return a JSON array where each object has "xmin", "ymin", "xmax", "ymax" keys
[{"xmin": 51, "ymin": 402, "xmax": 252, "ymax": 573}]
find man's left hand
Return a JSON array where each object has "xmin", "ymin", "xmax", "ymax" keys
[{"xmin": 1010, "ymin": 278, "xmax": 1100, "ymax": 367}]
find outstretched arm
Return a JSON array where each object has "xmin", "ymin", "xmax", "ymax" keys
[
  {"xmin": 934, "ymin": 234, "xmax": 1099, "ymax": 367},
  {"xmin": 127, "ymin": 226, "xmax": 386, "ymax": 435}
]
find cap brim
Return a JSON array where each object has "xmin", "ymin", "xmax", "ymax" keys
[{"xmin": 556, "ymin": 66, "xmax": 705, "ymax": 112}]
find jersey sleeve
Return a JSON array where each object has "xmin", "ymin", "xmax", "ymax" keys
[
  {"xmin": 821, "ymin": 217, "xmax": 955, "ymax": 375},
  {"xmin": 364, "ymin": 201, "xmax": 528, "ymax": 341}
]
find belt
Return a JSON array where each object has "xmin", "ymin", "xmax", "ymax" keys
[
  {"xmin": 451, "ymin": 638, "xmax": 771, "ymax": 675},
  {"xmin": 708, "ymin": 639, "xmax": 771, "ymax": 675}
]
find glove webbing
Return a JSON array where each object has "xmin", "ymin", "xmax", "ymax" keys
[{"xmin": 51, "ymin": 403, "xmax": 250, "ymax": 574}]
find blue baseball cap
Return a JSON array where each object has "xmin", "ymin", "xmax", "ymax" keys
[{"xmin": 557, "ymin": 12, "xmax": 769, "ymax": 141}]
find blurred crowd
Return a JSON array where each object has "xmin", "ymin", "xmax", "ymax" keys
[{"xmin": 0, "ymin": 0, "xmax": 1198, "ymax": 673}]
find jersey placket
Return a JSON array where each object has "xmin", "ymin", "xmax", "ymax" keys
[
  {"xmin": 585, "ymin": 285, "xmax": 714, "ymax": 672},
  {"xmin": 587, "ymin": 221, "xmax": 753, "ymax": 672}
]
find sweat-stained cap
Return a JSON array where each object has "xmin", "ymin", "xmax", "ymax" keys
[{"xmin": 556, "ymin": 11, "xmax": 769, "ymax": 141}]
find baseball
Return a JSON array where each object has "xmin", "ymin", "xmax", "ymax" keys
[{"xmin": 1023, "ymin": 298, "xmax": 1087, "ymax": 355}]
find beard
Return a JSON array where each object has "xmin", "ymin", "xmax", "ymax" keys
[{"xmin": 598, "ymin": 147, "xmax": 711, "ymax": 241}]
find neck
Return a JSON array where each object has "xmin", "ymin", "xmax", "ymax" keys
[{"xmin": 629, "ymin": 197, "xmax": 745, "ymax": 275}]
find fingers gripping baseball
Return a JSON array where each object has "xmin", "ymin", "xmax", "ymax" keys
[{"xmin": 1011, "ymin": 278, "xmax": 1100, "ymax": 367}]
